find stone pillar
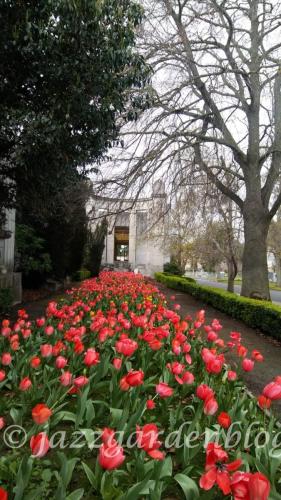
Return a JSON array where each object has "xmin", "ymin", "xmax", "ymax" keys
[
  {"xmin": 107, "ymin": 232, "xmax": 115, "ymax": 265},
  {"xmin": 129, "ymin": 210, "xmax": 136, "ymax": 269}
]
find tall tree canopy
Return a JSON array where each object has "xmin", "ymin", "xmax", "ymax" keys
[
  {"xmin": 104, "ymin": 0, "xmax": 281, "ymax": 300},
  {"xmin": 0, "ymin": 0, "xmax": 150, "ymax": 222}
]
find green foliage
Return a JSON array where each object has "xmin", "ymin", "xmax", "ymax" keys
[
  {"xmin": 179, "ymin": 275, "xmax": 197, "ymax": 284},
  {"xmin": 155, "ymin": 272, "xmax": 281, "ymax": 340},
  {"xmin": 163, "ymin": 261, "xmax": 183, "ymax": 276},
  {"xmin": 74, "ymin": 268, "xmax": 91, "ymax": 281},
  {"xmin": 84, "ymin": 219, "xmax": 108, "ymax": 277},
  {"xmin": 0, "ymin": 287, "xmax": 13, "ymax": 314},
  {"xmin": 0, "ymin": 0, "xmax": 151, "ymax": 214},
  {"xmin": 15, "ymin": 224, "xmax": 52, "ymax": 286}
]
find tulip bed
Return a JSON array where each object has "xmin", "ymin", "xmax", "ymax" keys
[{"xmin": 0, "ymin": 272, "xmax": 281, "ymax": 499}]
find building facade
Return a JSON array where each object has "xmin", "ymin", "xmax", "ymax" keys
[
  {"xmin": 0, "ymin": 208, "xmax": 22, "ymax": 303},
  {"xmin": 89, "ymin": 183, "xmax": 170, "ymax": 276}
]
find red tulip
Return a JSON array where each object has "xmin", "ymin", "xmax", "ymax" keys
[
  {"xmin": 125, "ymin": 370, "xmax": 144, "ymax": 387},
  {"xmin": 200, "ymin": 443, "xmax": 241, "ymax": 495},
  {"xmin": 1, "ymin": 353, "xmax": 12, "ymax": 366},
  {"xmin": 32, "ymin": 404, "xmax": 52, "ymax": 425},
  {"xmin": 206, "ymin": 357, "xmax": 223, "ymax": 374},
  {"xmin": 251, "ymin": 350, "xmax": 264, "ymax": 362},
  {"xmin": 98, "ymin": 441, "xmax": 125, "ymax": 470},
  {"xmin": 55, "ymin": 356, "xmax": 67, "ymax": 369},
  {"xmin": 248, "ymin": 472, "xmax": 270, "ymax": 500},
  {"xmin": 19, "ymin": 377, "xmax": 32, "ymax": 391},
  {"xmin": 60, "ymin": 371, "xmax": 73, "ymax": 386},
  {"xmin": 208, "ymin": 331, "xmax": 218, "ymax": 342},
  {"xmin": 204, "ymin": 396, "xmax": 218, "ymax": 416},
  {"xmin": 196, "ymin": 384, "xmax": 214, "ymax": 401},
  {"xmin": 136, "ymin": 423, "xmax": 164, "ymax": 460},
  {"xmin": 73, "ymin": 376, "xmax": 89, "ymax": 388},
  {"xmin": 231, "ymin": 471, "xmax": 251, "ymax": 499},
  {"xmin": 258, "ymin": 395, "xmax": 271, "ymax": 409},
  {"xmin": 101, "ymin": 427, "xmax": 115, "ymax": 445},
  {"xmin": 156, "ymin": 382, "xmax": 173, "ymax": 398},
  {"xmin": 45, "ymin": 325, "xmax": 54, "ymax": 336},
  {"xmin": 120, "ymin": 376, "xmax": 130, "ymax": 391},
  {"xmin": 175, "ymin": 371, "xmax": 194, "ymax": 385},
  {"xmin": 146, "ymin": 399, "xmax": 156, "ymax": 410},
  {"xmin": 227, "ymin": 370, "xmax": 237, "ymax": 381},
  {"xmin": 167, "ymin": 361, "xmax": 184, "ymax": 375},
  {"xmin": 242, "ymin": 359, "xmax": 254, "ymax": 372},
  {"xmin": 84, "ymin": 348, "xmax": 100, "ymax": 366},
  {"xmin": 40, "ymin": 344, "xmax": 52, "ymax": 358},
  {"xmin": 30, "ymin": 432, "xmax": 50, "ymax": 457},
  {"xmin": 0, "ymin": 487, "xmax": 8, "ymax": 500},
  {"xmin": 30, "ymin": 356, "xmax": 41, "ymax": 368},
  {"xmin": 112, "ymin": 358, "xmax": 122, "ymax": 370},
  {"xmin": 237, "ymin": 345, "xmax": 248, "ymax": 357},
  {"xmin": 0, "ymin": 370, "xmax": 6, "ymax": 382},
  {"xmin": 0, "ymin": 417, "xmax": 5, "ymax": 429},
  {"xmin": 115, "ymin": 337, "xmax": 138, "ymax": 357},
  {"xmin": 217, "ymin": 412, "xmax": 232, "ymax": 429},
  {"xmin": 263, "ymin": 381, "xmax": 281, "ymax": 400}
]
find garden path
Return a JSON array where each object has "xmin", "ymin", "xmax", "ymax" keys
[{"xmin": 156, "ymin": 281, "xmax": 281, "ymax": 419}]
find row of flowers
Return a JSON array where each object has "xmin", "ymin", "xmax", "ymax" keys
[{"xmin": 0, "ymin": 271, "xmax": 280, "ymax": 499}]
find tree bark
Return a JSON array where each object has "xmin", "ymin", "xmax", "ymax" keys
[
  {"xmin": 276, "ymin": 256, "xmax": 281, "ymax": 287},
  {"xmin": 241, "ymin": 202, "xmax": 270, "ymax": 300},
  {"xmin": 227, "ymin": 256, "xmax": 237, "ymax": 294}
]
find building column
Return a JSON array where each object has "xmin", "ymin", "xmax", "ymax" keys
[
  {"xmin": 107, "ymin": 231, "xmax": 115, "ymax": 265},
  {"xmin": 129, "ymin": 210, "xmax": 136, "ymax": 269}
]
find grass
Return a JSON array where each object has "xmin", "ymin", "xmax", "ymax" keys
[{"xmin": 216, "ymin": 278, "xmax": 281, "ymax": 291}]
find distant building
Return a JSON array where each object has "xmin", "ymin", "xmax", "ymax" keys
[
  {"xmin": 89, "ymin": 182, "xmax": 170, "ymax": 276},
  {"xmin": 0, "ymin": 209, "xmax": 22, "ymax": 303},
  {"xmin": 0, "ymin": 208, "xmax": 15, "ymax": 273}
]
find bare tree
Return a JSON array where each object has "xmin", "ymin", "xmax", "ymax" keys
[{"xmin": 99, "ymin": 0, "xmax": 281, "ymax": 300}]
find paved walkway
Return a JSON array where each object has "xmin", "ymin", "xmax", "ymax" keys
[{"xmin": 156, "ymin": 282, "xmax": 281, "ymax": 418}]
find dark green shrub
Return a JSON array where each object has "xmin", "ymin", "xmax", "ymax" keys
[
  {"xmin": 84, "ymin": 218, "xmax": 108, "ymax": 277},
  {"xmin": 15, "ymin": 224, "xmax": 52, "ymax": 288},
  {"xmin": 155, "ymin": 272, "xmax": 281, "ymax": 340},
  {"xmin": 74, "ymin": 268, "xmax": 91, "ymax": 281},
  {"xmin": 180, "ymin": 275, "xmax": 196, "ymax": 284},
  {"xmin": 163, "ymin": 261, "xmax": 182, "ymax": 275},
  {"xmin": 0, "ymin": 288, "xmax": 13, "ymax": 314}
]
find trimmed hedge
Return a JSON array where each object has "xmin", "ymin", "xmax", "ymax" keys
[
  {"xmin": 155, "ymin": 272, "xmax": 281, "ymax": 340},
  {"xmin": 162, "ymin": 272, "xmax": 196, "ymax": 284}
]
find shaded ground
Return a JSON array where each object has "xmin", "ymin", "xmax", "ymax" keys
[{"xmin": 156, "ymin": 281, "xmax": 281, "ymax": 418}]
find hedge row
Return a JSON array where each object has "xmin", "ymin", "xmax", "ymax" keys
[
  {"xmin": 155, "ymin": 272, "xmax": 281, "ymax": 340},
  {"xmin": 162, "ymin": 272, "xmax": 196, "ymax": 284}
]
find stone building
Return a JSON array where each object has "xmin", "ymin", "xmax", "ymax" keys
[
  {"xmin": 89, "ymin": 182, "xmax": 170, "ymax": 276},
  {"xmin": 0, "ymin": 208, "xmax": 22, "ymax": 303}
]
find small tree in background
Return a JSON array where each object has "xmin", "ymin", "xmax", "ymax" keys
[
  {"xmin": 15, "ymin": 225, "xmax": 52, "ymax": 288},
  {"xmin": 268, "ymin": 218, "xmax": 281, "ymax": 286},
  {"xmin": 84, "ymin": 219, "xmax": 108, "ymax": 277}
]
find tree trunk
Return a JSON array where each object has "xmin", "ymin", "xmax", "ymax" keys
[
  {"xmin": 276, "ymin": 256, "xmax": 281, "ymax": 287},
  {"xmin": 241, "ymin": 205, "xmax": 270, "ymax": 300},
  {"xmin": 227, "ymin": 256, "xmax": 237, "ymax": 293}
]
